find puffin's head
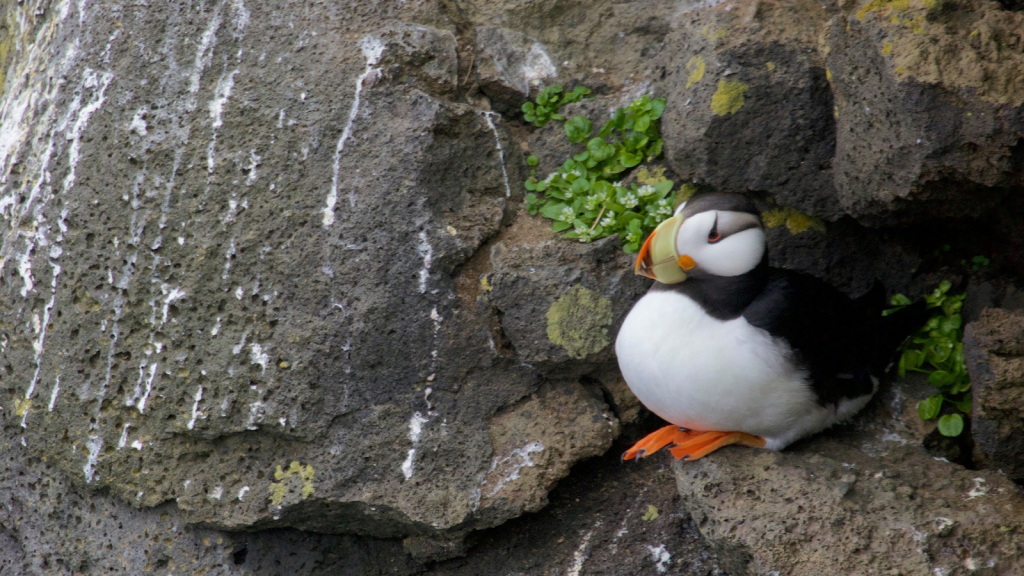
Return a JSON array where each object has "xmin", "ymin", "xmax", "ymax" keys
[{"xmin": 635, "ymin": 193, "xmax": 765, "ymax": 284}]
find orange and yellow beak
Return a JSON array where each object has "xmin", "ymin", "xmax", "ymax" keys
[{"xmin": 634, "ymin": 215, "xmax": 692, "ymax": 284}]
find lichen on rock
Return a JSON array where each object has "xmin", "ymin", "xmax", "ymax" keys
[
  {"xmin": 709, "ymin": 79, "xmax": 749, "ymax": 116},
  {"xmin": 545, "ymin": 285, "xmax": 613, "ymax": 360}
]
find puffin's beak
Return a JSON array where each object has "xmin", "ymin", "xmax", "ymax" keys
[
  {"xmin": 635, "ymin": 231, "xmax": 658, "ymax": 279},
  {"xmin": 633, "ymin": 215, "xmax": 689, "ymax": 284}
]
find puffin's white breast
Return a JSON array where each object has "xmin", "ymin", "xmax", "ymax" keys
[{"xmin": 615, "ymin": 290, "xmax": 830, "ymax": 447}]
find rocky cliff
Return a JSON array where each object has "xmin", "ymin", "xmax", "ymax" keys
[{"xmin": 1, "ymin": 0, "xmax": 1022, "ymax": 574}]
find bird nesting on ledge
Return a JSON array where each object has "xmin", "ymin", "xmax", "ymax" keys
[{"xmin": 616, "ymin": 193, "xmax": 926, "ymax": 461}]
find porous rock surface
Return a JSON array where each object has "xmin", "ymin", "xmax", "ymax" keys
[
  {"xmin": 965, "ymin": 308, "xmax": 1024, "ymax": 480},
  {"xmin": 674, "ymin": 379, "xmax": 1024, "ymax": 575},
  {"xmin": 1, "ymin": 0, "xmax": 1023, "ymax": 573}
]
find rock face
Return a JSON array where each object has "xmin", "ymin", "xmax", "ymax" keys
[
  {"xmin": 965, "ymin": 308, "xmax": 1024, "ymax": 480},
  {"xmin": 674, "ymin": 379, "xmax": 1024, "ymax": 575},
  {"xmin": 0, "ymin": 0, "xmax": 620, "ymax": 562},
  {"xmin": 2, "ymin": 0, "xmax": 1024, "ymax": 572}
]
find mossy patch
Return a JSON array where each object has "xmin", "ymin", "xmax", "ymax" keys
[
  {"xmin": 710, "ymin": 81, "xmax": 749, "ymax": 116},
  {"xmin": 685, "ymin": 56, "xmax": 705, "ymax": 89},
  {"xmin": 762, "ymin": 207, "xmax": 826, "ymax": 234},
  {"xmin": 636, "ymin": 166, "xmax": 667, "ymax": 186},
  {"xmin": 546, "ymin": 285, "xmax": 613, "ymax": 360},
  {"xmin": 268, "ymin": 461, "xmax": 315, "ymax": 505}
]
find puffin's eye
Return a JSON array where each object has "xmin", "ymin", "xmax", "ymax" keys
[{"xmin": 708, "ymin": 214, "xmax": 722, "ymax": 243}]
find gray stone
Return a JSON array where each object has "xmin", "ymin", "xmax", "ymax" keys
[
  {"xmin": 964, "ymin": 308, "xmax": 1024, "ymax": 480},
  {"xmin": 824, "ymin": 0, "xmax": 1024, "ymax": 222},
  {"xmin": 673, "ymin": 379, "xmax": 1024, "ymax": 575},
  {"xmin": 658, "ymin": 0, "xmax": 843, "ymax": 220}
]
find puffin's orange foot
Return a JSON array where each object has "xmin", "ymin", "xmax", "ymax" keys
[
  {"xmin": 668, "ymin": 430, "xmax": 765, "ymax": 461},
  {"xmin": 622, "ymin": 425, "xmax": 698, "ymax": 461}
]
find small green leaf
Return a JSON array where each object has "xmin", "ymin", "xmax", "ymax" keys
[
  {"xmin": 540, "ymin": 202, "xmax": 569, "ymax": 220},
  {"xmin": 526, "ymin": 155, "xmax": 539, "ymax": 166},
  {"xmin": 650, "ymin": 98, "xmax": 666, "ymax": 119},
  {"xmin": 552, "ymin": 221, "xmax": 572, "ymax": 232},
  {"xmin": 937, "ymin": 413, "xmax": 964, "ymax": 437},
  {"xmin": 918, "ymin": 394, "xmax": 943, "ymax": 420},
  {"xmin": 634, "ymin": 115, "xmax": 651, "ymax": 133},
  {"xmin": 565, "ymin": 116, "xmax": 593, "ymax": 144}
]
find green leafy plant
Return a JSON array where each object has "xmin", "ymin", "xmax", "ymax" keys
[
  {"xmin": 521, "ymin": 85, "xmax": 592, "ymax": 127},
  {"xmin": 524, "ymin": 94, "xmax": 682, "ymax": 252},
  {"xmin": 886, "ymin": 281, "xmax": 969, "ymax": 437}
]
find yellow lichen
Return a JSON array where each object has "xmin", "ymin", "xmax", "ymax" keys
[
  {"xmin": 710, "ymin": 80, "xmax": 749, "ymax": 116},
  {"xmin": 969, "ymin": 29, "xmax": 979, "ymax": 38},
  {"xmin": 833, "ymin": 105, "xmax": 839, "ymax": 119},
  {"xmin": 895, "ymin": 66, "xmax": 906, "ymax": 75},
  {"xmin": 685, "ymin": 56, "xmax": 706, "ymax": 89},
  {"xmin": 882, "ymin": 41, "xmax": 893, "ymax": 55},
  {"xmin": 636, "ymin": 166, "xmax": 667, "ymax": 186},
  {"xmin": 857, "ymin": 0, "xmax": 910, "ymax": 21},
  {"xmin": 546, "ymin": 285, "xmax": 612, "ymax": 360},
  {"xmin": 826, "ymin": 69, "xmax": 833, "ymax": 83},
  {"xmin": 480, "ymin": 274, "xmax": 493, "ymax": 292},
  {"xmin": 14, "ymin": 398, "xmax": 30, "ymax": 418},
  {"xmin": 761, "ymin": 207, "xmax": 826, "ymax": 235},
  {"xmin": 268, "ymin": 461, "xmax": 315, "ymax": 505},
  {"xmin": 676, "ymin": 183, "xmax": 697, "ymax": 203},
  {"xmin": 766, "ymin": 62, "xmax": 776, "ymax": 71}
]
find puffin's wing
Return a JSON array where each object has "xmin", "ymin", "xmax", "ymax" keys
[{"xmin": 742, "ymin": 270, "xmax": 888, "ymax": 406}]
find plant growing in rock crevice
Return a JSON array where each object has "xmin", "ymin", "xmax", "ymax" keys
[
  {"xmin": 523, "ymin": 89, "xmax": 685, "ymax": 253},
  {"xmin": 886, "ymin": 281, "xmax": 969, "ymax": 437}
]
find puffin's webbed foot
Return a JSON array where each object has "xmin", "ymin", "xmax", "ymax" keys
[
  {"xmin": 622, "ymin": 427, "xmax": 766, "ymax": 461},
  {"xmin": 622, "ymin": 425, "xmax": 697, "ymax": 461},
  {"xmin": 667, "ymin": 430, "xmax": 765, "ymax": 461}
]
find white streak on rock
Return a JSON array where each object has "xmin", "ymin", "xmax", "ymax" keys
[
  {"xmin": 229, "ymin": 0, "xmax": 250, "ymax": 39},
  {"xmin": 187, "ymin": 386, "xmax": 204, "ymax": 430},
  {"xmin": 646, "ymin": 544, "xmax": 671, "ymax": 573},
  {"xmin": 401, "ymin": 411, "xmax": 430, "ymax": 480},
  {"xmin": 480, "ymin": 111, "xmax": 512, "ymax": 197},
  {"xmin": 17, "ymin": 244, "xmax": 34, "ymax": 297},
  {"xmin": 64, "ymin": 68, "xmax": 114, "ymax": 195},
  {"xmin": 209, "ymin": 486, "xmax": 223, "ymax": 500},
  {"xmin": 209, "ymin": 69, "xmax": 238, "ymax": 130},
  {"xmin": 323, "ymin": 36, "xmax": 384, "ymax": 227},
  {"xmin": 206, "ymin": 68, "xmax": 238, "ymax": 172},
  {"xmin": 48, "ymin": 376, "xmax": 61, "ymax": 412},
  {"xmin": 967, "ymin": 477, "xmax": 988, "ymax": 500},
  {"xmin": 233, "ymin": 329, "xmax": 249, "ymax": 354},
  {"xmin": 130, "ymin": 108, "xmax": 148, "ymax": 135},
  {"xmin": 567, "ymin": 529, "xmax": 595, "ymax": 576},
  {"xmin": 137, "ymin": 363, "xmax": 159, "ymax": 413},
  {"xmin": 222, "ymin": 237, "xmax": 236, "ymax": 279},
  {"xmin": 160, "ymin": 284, "xmax": 186, "ymax": 324},
  {"xmin": 117, "ymin": 423, "xmax": 130, "ymax": 449},
  {"xmin": 131, "ymin": 439, "xmax": 143, "ymax": 450},
  {"xmin": 83, "ymin": 435, "xmax": 103, "ymax": 483},
  {"xmin": 211, "ymin": 317, "xmax": 222, "ymax": 336},
  {"xmin": 245, "ymin": 149, "xmax": 260, "ymax": 185},
  {"xmin": 238, "ymin": 486, "xmax": 250, "ymax": 501},
  {"xmin": 190, "ymin": 10, "xmax": 223, "ymax": 94},
  {"xmin": 249, "ymin": 343, "xmax": 269, "ymax": 374},
  {"xmin": 417, "ymin": 231, "xmax": 432, "ymax": 293},
  {"xmin": 523, "ymin": 43, "xmax": 556, "ymax": 92},
  {"xmin": 486, "ymin": 441, "xmax": 544, "ymax": 497}
]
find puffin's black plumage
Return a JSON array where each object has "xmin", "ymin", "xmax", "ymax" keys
[{"xmin": 649, "ymin": 193, "xmax": 927, "ymax": 409}]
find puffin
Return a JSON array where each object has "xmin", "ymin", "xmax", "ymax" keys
[{"xmin": 615, "ymin": 193, "xmax": 926, "ymax": 461}]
